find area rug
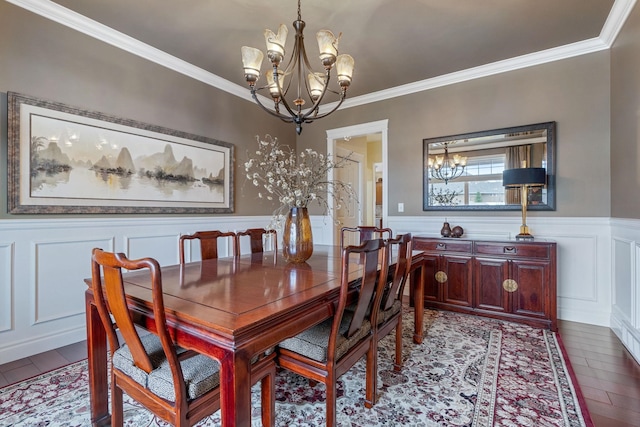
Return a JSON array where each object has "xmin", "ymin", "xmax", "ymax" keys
[{"xmin": 0, "ymin": 307, "xmax": 592, "ymax": 426}]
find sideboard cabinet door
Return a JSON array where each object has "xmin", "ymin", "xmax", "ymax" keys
[
  {"xmin": 510, "ymin": 259, "xmax": 551, "ymax": 320},
  {"xmin": 422, "ymin": 253, "xmax": 440, "ymax": 303},
  {"xmin": 474, "ymin": 257, "xmax": 510, "ymax": 314},
  {"xmin": 441, "ymin": 255, "xmax": 473, "ymax": 308}
]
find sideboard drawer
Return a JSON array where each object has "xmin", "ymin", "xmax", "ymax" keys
[
  {"xmin": 413, "ymin": 238, "xmax": 472, "ymax": 254},
  {"xmin": 474, "ymin": 242, "xmax": 550, "ymax": 259}
]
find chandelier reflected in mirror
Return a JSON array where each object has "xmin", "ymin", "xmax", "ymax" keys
[
  {"xmin": 241, "ymin": 0, "xmax": 354, "ymax": 135},
  {"xmin": 428, "ymin": 142, "xmax": 468, "ymax": 184}
]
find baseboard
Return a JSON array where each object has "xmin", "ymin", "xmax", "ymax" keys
[
  {"xmin": 558, "ymin": 306, "xmax": 611, "ymax": 327},
  {"xmin": 610, "ymin": 309, "xmax": 640, "ymax": 364},
  {"xmin": 0, "ymin": 325, "xmax": 86, "ymax": 365}
]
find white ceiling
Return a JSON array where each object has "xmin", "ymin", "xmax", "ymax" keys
[{"xmin": 8, "ymin": 0, "xmax": 635, "ymax": 109}]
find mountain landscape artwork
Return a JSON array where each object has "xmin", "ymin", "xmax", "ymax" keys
[
  {"xmin": 30, "ymin": 114, "xmax": 226, "ymax": 203},
  {"xmin": 8, "ymin": 92, "xmax": 234, "ymax": 214}
]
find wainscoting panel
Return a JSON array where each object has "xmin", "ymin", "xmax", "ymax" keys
[
  {"xmin": 610, "ymin": 219, "xmax": 640, "ymax": 364},
  {"xmin": 612, "ymin": 237, "xmax": 634, "ymax": 320},
  {"xmin": 32, "ymin": 238, "xmax": 111, "ymax": 325},
  {"xmin": 125, "ymin": 233, "xmax": 181, "ymax": 266},
  {"xmin": 0, "ymin": 242, "xmax": 14, "ymax": 333}
]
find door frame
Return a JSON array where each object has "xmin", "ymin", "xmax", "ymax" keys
[
  {"xmin": 326, "ymin": 119, "xmax": 389, "ymax": 245},
  {"xmin": 334, "ymin": 147, "xmax": 365, "ymax": 241}
]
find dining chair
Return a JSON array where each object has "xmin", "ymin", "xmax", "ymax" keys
[
  {"xmin": 236, "ymin": 228, "xmax": 277, "ymax": 254},
  {"xmin": 368, "ymin": 233, "xmax": 413, "ymax": 405},
  {"xmin": 340, "ymin": 225, "xmax": 392, "ymax": 248},
  {"xmin": 90, "ymin": 248, "xmax": 276, "ymax": 426},
  {"xmin": 179, "ymin": 230, "xmax": 237, "ymax": 264},
  {"xmin": 276, "ymin": 239, "xmax": 390, "ymax": 426}
]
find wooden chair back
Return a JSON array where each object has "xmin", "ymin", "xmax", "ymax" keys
[
  {"xmin": 236, "ymin": 228, "xmax": 277, "ymax": 254},
  {"xmin": 340, "ymin": 226, "xmax": 392, "ymax": 248},
  {"xmin": 179, "ymin": 230, "xmax": 237, "ymax": 263},
  {"xmin": 340, "ymin": 238, "xmax": 390, "ymax": 339},
  {"xmin": 90, "ymin": 248, "xmax": 189, "ymax": 406},
  {"xmin": 381, "ymin": 233, "xmax": 413, "ymax": 311}
]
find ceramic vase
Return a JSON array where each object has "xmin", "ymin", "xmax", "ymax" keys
[{"xmin": 440, "ymin": 221, "xmax": 452, "ymax": 237}]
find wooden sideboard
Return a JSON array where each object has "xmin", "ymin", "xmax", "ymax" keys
[{"xmin": 412, "ymin": 237, "xmax": 557, "ymax": 331}]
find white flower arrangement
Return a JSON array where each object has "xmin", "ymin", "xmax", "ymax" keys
[{"xmin": 244, "ymin": 135, "xmax": 356, "ymax": 226}]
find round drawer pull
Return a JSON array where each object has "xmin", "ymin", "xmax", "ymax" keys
[
  {"xmin": 435, "ymin": 271, "xmax": 448, "ymax": 283},
  {"xmin": 503, "ymin": 279, "xmax": 518, "ymax": 292}
]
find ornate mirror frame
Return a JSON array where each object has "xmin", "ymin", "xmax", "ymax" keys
[{"xmin": 423, "ymin": 121, "xmax": 555, "ymax": 211}]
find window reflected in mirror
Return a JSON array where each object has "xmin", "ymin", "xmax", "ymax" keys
[{"xmin": 423, "ymin": 122, "xmax": 555, "ymax": 211}]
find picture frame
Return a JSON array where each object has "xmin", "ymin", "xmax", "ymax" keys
[{"xmin": 7, "ymin": 92, "xmax": 234, "ymax": 214}]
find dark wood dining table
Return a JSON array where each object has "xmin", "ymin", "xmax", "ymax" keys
[{"xmin": 85, "ymin": 244, "xmax": 426, "ymax": 426}]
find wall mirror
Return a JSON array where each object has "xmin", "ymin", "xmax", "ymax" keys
[{"xmin": 423, "ymin": 121, "xmax": 555, "ymax": 211}]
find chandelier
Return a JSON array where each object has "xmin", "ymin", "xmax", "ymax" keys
[
  {"xmin": 241, "ymin": 0, "xmax": 355, "ymax": 135},
  {"xmin": 428, "ymin": 142, "xmax": 467, "ymax": 184}
]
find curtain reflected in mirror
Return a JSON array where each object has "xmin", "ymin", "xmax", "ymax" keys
[{"xmin": 423, "ymin": 122, "xmax": 555, "ymax": 211}]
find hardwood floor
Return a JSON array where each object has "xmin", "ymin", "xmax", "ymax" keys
[
  {"xmin": 1, "ymin": 321, "xmax": 639, "ymax": 426},
  {"xmin": 558, "ymin": 320, "xmax": 640, "ymax": 427}
]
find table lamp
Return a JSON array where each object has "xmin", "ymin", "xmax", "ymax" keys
[{"xmin": 502, "ymin": 167, "xmax": 546, "ymax": 241}]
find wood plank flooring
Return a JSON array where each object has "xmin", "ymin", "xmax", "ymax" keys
[
  {"xmin": 558, "ymin": 320, "xmax": 640, "ymax": 427},
  {"xmin": 1, "ymin": 320, "xmax": 639, "ymax": 426}
]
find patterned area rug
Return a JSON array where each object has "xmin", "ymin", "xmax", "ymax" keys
[{"xmin": 0, "ymin": 308, "xmax": 592, "ymax": 426}]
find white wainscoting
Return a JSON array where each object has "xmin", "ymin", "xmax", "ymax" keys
[
  {"xmin": 610, "ymin": 218, "xmax": 640, "ymax": 364},
  {"xmin": 1, "ymin": 215, "xmax": 634, "ymax": 365}
]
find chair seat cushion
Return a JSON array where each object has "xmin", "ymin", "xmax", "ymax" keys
[
  {"xmin": 112, "ymin": 334, "xmax": 220, "ymax": 402},
  {"xmin": 278, "ymin": 310, "xmax": 372, "ymax": 363},
  {"xmin": 378, "ymin": 299, "xmax": 402, "ymax": 325}
]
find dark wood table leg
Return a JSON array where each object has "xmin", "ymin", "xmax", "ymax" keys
[
  {"xmin": 85, "ymin": 291, "xmax": 111, "ymax": 426},
  {"xmin": 220, "ymin": 349, "xmax": 252, "ymax": 427},
  {"xmin": 413, "ymin": 261, "xmax": 425, "ymax": 344}
]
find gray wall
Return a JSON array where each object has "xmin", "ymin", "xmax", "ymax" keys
[
  {"xmin": 611, "ymin": 3, "xmax": 640, "ymax": 219},
  {"xmin": 0, "ymin": 2, "xmax": 617, "ymax": 220},
  {"xmin": 298, "ymin": 51, "xmax": 612, "ymax": 218},
  {"xmin": 0, "ymin": 2, "xmax": 293, "ymax": 219}
]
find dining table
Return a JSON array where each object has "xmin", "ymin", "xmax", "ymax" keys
[{"xmin": 84, "ymin": 244, "xmax": 426, "ymax": 426}]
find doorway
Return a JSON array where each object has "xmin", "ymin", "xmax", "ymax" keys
[{"xmin": 326, "ymin": 120, "xmax": 389, "ymax": 245}]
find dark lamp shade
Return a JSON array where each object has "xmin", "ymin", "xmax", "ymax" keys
[{"xmin": 502, "ymin": 167, "xmax": 546, "ymax": 187}]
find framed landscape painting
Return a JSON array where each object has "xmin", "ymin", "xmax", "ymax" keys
[{"xmin": 7, "ymin": 92, "xmax": 234, "ymax": 214}]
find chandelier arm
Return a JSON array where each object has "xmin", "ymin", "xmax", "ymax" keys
[
  {"xmin": 272, "ymin": 76, "xmax": 302, "ymax": 123},
  {"xmin": 301, "ymin": 92, "xmax": 346, "ymax": 122},
  {"xmin": 250, "ymin": 89, "xmax": 295, "ymax": 123},
  {"xmin": 430, "ymin": 164, "xmax": 464, "ymax": 185},
  {"xmin": 271, "ymin": 66, "xmax": 303, "ymax": 120}
]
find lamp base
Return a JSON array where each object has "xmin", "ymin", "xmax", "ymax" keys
[{"xmin": 516, "ymin": 233, "xmax": 535, "ymax": 241}]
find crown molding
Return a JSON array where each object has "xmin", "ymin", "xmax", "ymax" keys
[
  {"xmin": 7, "ymin": 0, "xmax": 635, "ymax": 111},
  {"xmin": 330, "ymin": 38, "xmax": 609, "ymax": 112},
  {"xmin": 4, "ymin": 0, "xmax": 274, "ymax": 107},
  {"xmin": 600, "ymin": 0, "xmax": 638, "ymax": 46}
]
